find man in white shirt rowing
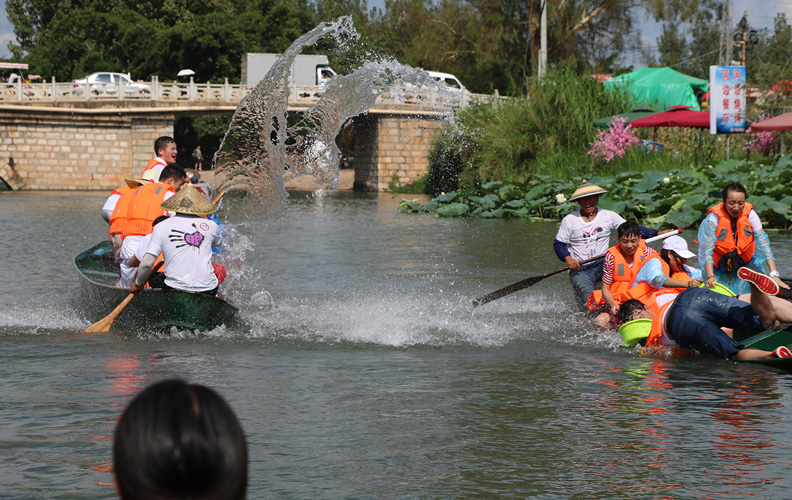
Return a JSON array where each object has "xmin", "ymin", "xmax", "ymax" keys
[{"xmin": 131, "ymin": 184, "xmax": 222, "ymax": 296}]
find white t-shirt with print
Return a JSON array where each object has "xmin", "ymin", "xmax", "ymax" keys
[
  {"xmin": 145, "ymin": 214, "xmax": 222, "ymax": 292},
  {"xmin": 555, "ymin": 209, "xmax": 626, "ymax": 262}
]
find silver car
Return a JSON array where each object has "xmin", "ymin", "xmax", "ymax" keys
[{"xmin": 71, "ymin": 72, "xmax": 150, "ymax": 97}]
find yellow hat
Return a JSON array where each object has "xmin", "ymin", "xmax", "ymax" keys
[
  {"xmin": 141, "ymin": 169, "xmax": 161, "ymax": 183},
  {"xmin": 124, "ymin": 178, "xmax": 146, "ymax": 189},
  {"xmin": 569, "ymin": 179, "xmax": 607, "ymax": 202},
  {"xmin": 160, "ymin": 183, "xmax": 216, "ymax": 215}
]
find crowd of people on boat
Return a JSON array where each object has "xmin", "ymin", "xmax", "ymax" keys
[
  {"xmin": 555, "ymin": 180, "xmax": 792, "ymax": 361},
  {"xmin": 102, "ymin": 136, "xmax": 226, "ymax": 297}
]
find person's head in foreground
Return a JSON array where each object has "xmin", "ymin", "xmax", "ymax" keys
[{"xmin": 113, "ymin": 379, "xmax": 248, "ymax": 500}]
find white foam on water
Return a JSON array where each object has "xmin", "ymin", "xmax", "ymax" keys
[
  {"xmin": 0, "ymin": 301, "xmax": 87, "ymax": 334},
  {"xmin": 238, "ymin": 289, "xmax": 586, "ymax": 348}
]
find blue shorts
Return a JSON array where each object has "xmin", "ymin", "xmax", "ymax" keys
[
  {"xmin": 666, "ymin": 288, "xmax": 764, "ymax": 359},
  {"xmin": 568, "ymin": 258, "xmax": 604, "ymax": 311}
]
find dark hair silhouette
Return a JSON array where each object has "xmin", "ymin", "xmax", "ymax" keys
[
  {"xmin": 154, "ymin": 136, "xmax": 175, "ymax": 156},
  {"xmin": 113, "ymin": 379, "xmax": 248, "ymax": 500},
  {"xmin": 617, "ymin": 299, "xmax": 647, "ymax": 324},
  {"xmin": 722, "ymin": 182, "xmax": 747, "ymax": 202},
  {"xmin": 617, "ymin": 221, "xmax": 641, "ymax": 238}
]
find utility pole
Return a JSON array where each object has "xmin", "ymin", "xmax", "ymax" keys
[
  {"xmin": 538, "ymin": 0, "xmax": 547, "ymax": 79},
  {"xmin": 718, "ymin": 0, "xmax": 733, "ymax": 66}
]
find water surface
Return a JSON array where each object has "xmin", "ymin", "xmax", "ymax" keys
[{"xmin": 2, "ymin": 190, "xmax": 792, "ymax": 499}]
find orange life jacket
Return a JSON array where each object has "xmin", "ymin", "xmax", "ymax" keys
[
  {"xmin": 645, "ymin": 291, "xmax": 679, "ymax": 347},
  {"xmin": 140, "ymin": 157, "xmax": 166, "ymax": 178},
  {"xmin": 121, "ymin": 183, "xmax": 174, "ymax": 238},
  {"xmin": 707, "ymin": 202, "xmax": 755, "ymax": 268},
  {"xmin": 621, "ymin": 254, "xmax": 692, "ymax": 304},
  {"xmin": 108, "ymin": 185, "xmax": 134, "ymax": 236},
  {"xmin": 587, "ymin": 240, "xmax": 649, "ymax": 311}
]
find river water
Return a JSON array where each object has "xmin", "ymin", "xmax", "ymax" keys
[{"xmin": 3, "ymin": 189, "xmax": 792, "ymax": 499}]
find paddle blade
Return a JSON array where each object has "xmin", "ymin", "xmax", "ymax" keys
[
  {"xmin": 82, "ymin": 293, "xmax": 135, "ymax": 334},
  {"xmin": 472, "ymin": 274, "xmax": 548, "ymax": 307}
]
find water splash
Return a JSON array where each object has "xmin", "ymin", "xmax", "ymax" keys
[{"xmin": 212, "ymin": 16, "xmax": 463, "ymax": 221}]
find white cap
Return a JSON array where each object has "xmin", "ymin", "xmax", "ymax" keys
[{"xmin": 663, "ymin": 235, "xmax": 696, "ymax": 259}]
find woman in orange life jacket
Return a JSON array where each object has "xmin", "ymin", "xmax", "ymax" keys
[
  {"xmin": 697, "ymin": 182, "xmax": 789, "ymax": 296},
  {"xmin": 588, "ymin": 221, "xmax": 657, "ymax": 328},
  {"xmin": 616, "ymin": 268, "xmax": 791, "ymax": 360},
  {"xmin": 625, "ymin": 235, "xmax": 704, "ymax": 304}
]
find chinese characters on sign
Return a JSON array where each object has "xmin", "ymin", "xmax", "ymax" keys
[{"xmin": 709, "ymin": 65, "xmax": 747, "ymax": 134}]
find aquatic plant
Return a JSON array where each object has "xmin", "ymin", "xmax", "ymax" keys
[{"xmin": 399, "ymin": 157, "xmax": 792, "ymax": 230}]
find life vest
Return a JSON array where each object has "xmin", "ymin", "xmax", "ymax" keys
[
  {"xmin": 121, "ymin": 183, "xmax": 174, "ymax": 238},
  {"xmin": 108, "ymin": 185, "xmax": 134, "ymax": 236},
  {"xmin": 587, "ymin": 240, "xmax": 649, "ymax": 311},
  {"xmin": 707, "ymin": 202, "xmax": 755, "ymax": 269},
  {"xmin": 645, "ymin": 291, "xmax": 679, "ymax": 347},
  {"xmin": 140, "ymin": 157, "xmax": 166, "ymax": 179},
  {"xmin": 621, "ymin": 254, "xmax": 692, "ymax": 304}
]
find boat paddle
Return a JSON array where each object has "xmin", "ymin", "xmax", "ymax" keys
[
  {"xmin": 80, "ymin": 261, "xmax": 165, "ymax": 334},
  {"xmin": 471, "ymin": 228, "xmax": 682, "ymax": 308}
]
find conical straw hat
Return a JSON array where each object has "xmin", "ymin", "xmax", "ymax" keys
[
  {"xmin": 160, "ymin": 183, "xmax": 216, "ymax": 215},
  {"xmin": 568, "ymin": 179, "xmax": 608, "ymax": 201},
  {"xmin": 124, "ymin": 178, "xmax": 146, "ymax": 189}
]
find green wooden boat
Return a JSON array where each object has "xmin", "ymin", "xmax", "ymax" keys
[{"xmin": 74, "ymin": 241, "xmax": 239, "ymax": 331}]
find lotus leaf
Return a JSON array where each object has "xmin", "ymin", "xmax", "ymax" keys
[
  {"xmin": 433, "ymin": 192, "xmax": 458, "ymax": 203},
  {"xmin": 436, "ymin": 203, "xmax": 470, "ymax": 217},
  {"xmin": 481, "ymin": 208, "xmax": 505, "ymax": 218},
  {"xmin": 664, "ymin": 204, "xmax": 700, "ymax": 228},
  {"xmin": 469, "ymin": 207, "xmax": 484, "ymax": 216},
  {"xmin": 505, "ymin": 199, "xmax": 526, "ymax": 208},
  {"xmin": 712, "ymin": 159, "xmax": 743, "ymax": 174},
  {"xmin": 418, "ymin": 202, "xmax": 440, "ymax": 212},
  {"xmin": 479, "ymin": 194, "xmax": 499, "ymax": 209},
  {"xmin": 634, "ymin": 171, "xmax": 670, "ymax": 191},
  {"xmin": 482, "ymin": 181, "xmax": 503, "ymax": 191},
  {"xmin": 506, "ymin": 207, "xmax": 529, "ymax": 217}
]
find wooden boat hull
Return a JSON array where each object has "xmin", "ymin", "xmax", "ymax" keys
[{"xmin": 74, "ymin": 241, "xmax": 238, "ymax": 331}]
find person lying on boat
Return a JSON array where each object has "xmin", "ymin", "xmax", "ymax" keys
[
  {"xmin": 624, "ymin": 235, "xmax": 704, "ymax": 304},
  {"xmin": 117, "ymin": 165, "xmax": 187, "ymax": 288},
  {"xmin": 697, "ymin": 182, "xmax": 789, "ymax": 296},
  {"xmin": 553, "ymin": 180, "xmax": 671, "ymax": 311},
  {"xmin": 587, "ymin": 222, "xmax": 656, "ymax": 328},
  {"xmin": 131, "ymin": 184, "xmax": 223, "ymax": 297},
  {"xmin": 616, "ymin": 268, "xmax": 792, "ymax": 361}
]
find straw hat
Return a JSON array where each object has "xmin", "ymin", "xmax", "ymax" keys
[
  {"xmin": 569, "ymin": 179, "xmax": 608, "ymax": 202},
  {"xmin": 160, "ymin": 183, "xmax": 216, "ymax": 215},
  {"xmin": 141, "ymin": 168, "xmax": 161, "ymax": 183},
  {"xmin": 124, "ymin": 178, "xmax": 146, "ymax": 189}
]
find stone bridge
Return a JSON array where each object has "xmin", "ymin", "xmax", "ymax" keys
[{"xmin": 0, "ymin": 79, "xmax": 494, "ymax": 191}]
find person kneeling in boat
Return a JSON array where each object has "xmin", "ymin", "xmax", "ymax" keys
[
  {"xmin": 130, "ymin": 184, "xmax": 222, "ymax": 296},
  {"xmin": 587, "ymin": 222, "xmax": 657, "ymax": 328},
  {"xmin": 624, "ymin": 235, "xmax": 703, "ymax": 303},
  {"xmin": 617, "ymin": 268, "xmax": 791, "ymax": 361}
]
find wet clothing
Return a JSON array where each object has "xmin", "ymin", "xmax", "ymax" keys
[
  {"xmin": 659, "ymin": 288, "xmax": 764, "ymax": 359},
  {"xmin": 698, "ymin": 204, "xmax": 775, "ymax": 295}
]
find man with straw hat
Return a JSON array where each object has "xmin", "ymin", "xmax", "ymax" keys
[
  {"xmin": 553, "ymin": 179, "xmax": 669, "ymax": 311},
  {"xmin": 130, "ymin": 184, "xmax": 222, "ymax": 296}
]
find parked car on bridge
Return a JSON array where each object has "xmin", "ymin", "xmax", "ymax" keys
[
  {"xmin": 71, "ymin": 72, "xmax": 150, "ymax": 97},
  {"xmin": 426, "ymin": 71, "xmax": 466, "ymax": 92}
]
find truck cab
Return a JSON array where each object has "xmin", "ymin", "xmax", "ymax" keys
[{"xmin": 317, "ymin": 65, "xmax": 336, "ymax": 86}]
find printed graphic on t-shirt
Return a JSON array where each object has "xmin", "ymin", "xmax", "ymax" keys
[
  {"xmin": 582, "ymin": 226, "xmax": 603, "ymax": 239},
  {"xmin": 169, "ymin": 223, "xmax": 206, "ymax": 249}
]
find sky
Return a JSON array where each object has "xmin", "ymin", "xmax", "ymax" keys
[{"xmin": 0, "ymin": 0, "xmax": 790, "ymax": 66}]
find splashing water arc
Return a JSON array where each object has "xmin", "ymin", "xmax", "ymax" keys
[{"xmin": 211, "ymin": 16, "xmax": 463, "ymax": 220}]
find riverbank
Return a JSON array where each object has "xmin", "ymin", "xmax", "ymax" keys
[{"xmin": 196, "ymin": 168, "xmax": 354, "ymax": 191}]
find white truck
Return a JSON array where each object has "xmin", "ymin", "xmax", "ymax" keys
[{"xmin": 240, "ymin": 53, "xmax": 337, "ymax": 87}]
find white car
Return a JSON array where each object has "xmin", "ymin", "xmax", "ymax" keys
[
  {"xmin": 72, "ymin": 72, "xmax": 150, "ymax": 97},
  {"xmin": 426, "ymin": 71, "xmax": 466, "ymax": 92}
]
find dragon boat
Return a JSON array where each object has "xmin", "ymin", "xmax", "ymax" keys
[{"xmin": 74, "ymin": 241, "xmax": 238, "ymax": 331}]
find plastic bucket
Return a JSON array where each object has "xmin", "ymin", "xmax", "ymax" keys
[{"xmin": 619, "ymin": 318, "xmax": 652, "ymax": 347}]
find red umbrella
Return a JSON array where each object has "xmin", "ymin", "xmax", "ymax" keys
[
  {"xmin": 750, "ymin": 112, "xmax": 792, "ymax": 131},
  {"xmin": 629, "ymin": 106, "xmax": 710, "ymax": 128}
]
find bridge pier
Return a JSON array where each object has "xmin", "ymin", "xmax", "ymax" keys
[{"xmin": 353, "ymin": 112, "xmax": 444, "ymax": 192}]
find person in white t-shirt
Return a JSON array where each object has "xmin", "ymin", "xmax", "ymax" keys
[
  {"xmin": 131, "ymin": 184, "xmax": 222, "ymax": 296},
  {"xmin": 554, "ymin": 180, "xmax": 664, "ymax": 311}
]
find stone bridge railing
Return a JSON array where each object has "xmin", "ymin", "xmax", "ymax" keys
[{"xmin": 0, "ymin": 77, "xmax": 494, "ymax": 110}]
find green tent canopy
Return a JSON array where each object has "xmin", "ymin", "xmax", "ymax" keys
[
  {"xmin": 592, "ymin": 108, "xmax": 657, "ymax": 128},
  {"xmin": 603, "ymin": 67, "xmax": 708, "ymax": 112}
]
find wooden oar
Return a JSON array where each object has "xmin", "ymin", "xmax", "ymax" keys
[
  {"xmin": 211, "ymin": 189, "xmax": 227, "ymax": 207},
  {"xmin": 81, "ymin": 261, "xmax": 164, "ymax": 334},
  {"xmin": 471, "ymin": 228, "xmax": 682, "ymax": 308}
]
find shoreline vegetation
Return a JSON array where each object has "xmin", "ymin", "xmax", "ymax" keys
[{"xmin": 395, "ymin": 67, "xmax": 792, "ymax": 231}]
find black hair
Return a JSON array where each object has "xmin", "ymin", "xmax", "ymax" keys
[
  {"xmin": 114, "ymin": 379, "xmax": 248, "ymax": 500},
  {"xmin": 152, "ymin": 215, "xmax": 169, "ymax": 227},
  {"xmin": 659, "ymin": 248, "xmax": 675, "ymax": 265},
  {"xmin": 617, "ymin": 299, "xmax": 646, "ymax": 325},
  {"xmin": 154, "ymin": 136, "xmax": 175, "ymax": 156},
  {"xmin": 159, "ymin": 164, "xmax": 186, "ymax": 182},
  {"xmin": 722, "ymin": 182, "xmax": 747, "ymax": 202},
  {"xmin": 617, "ymin": 221, "xmax": 641, "ymax": 239}
]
